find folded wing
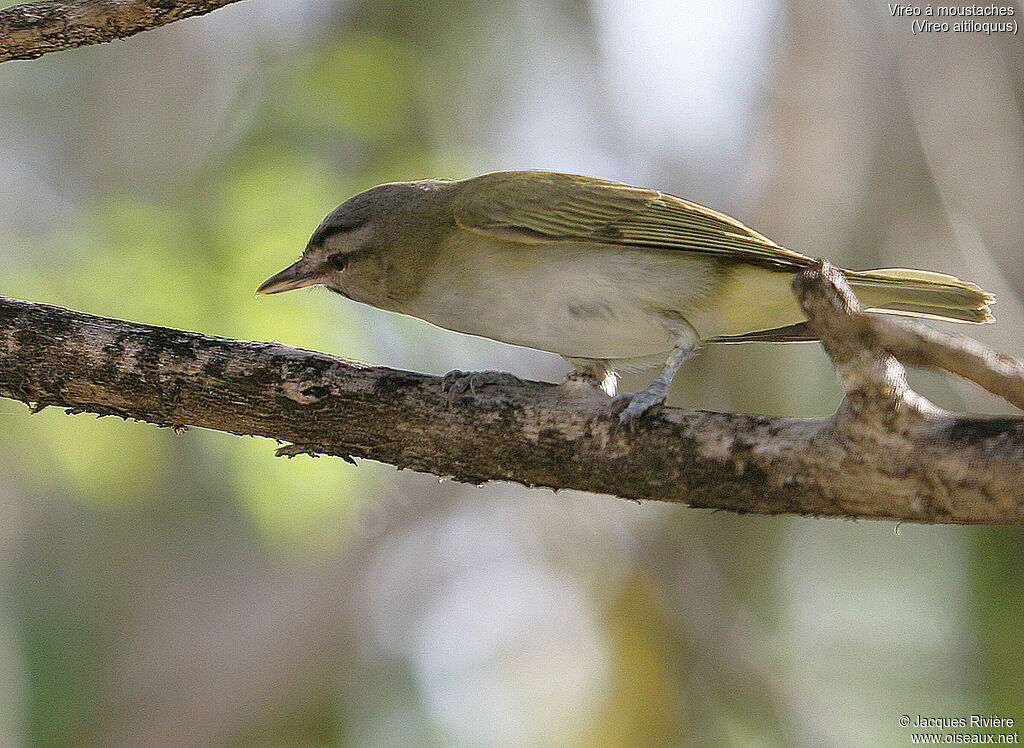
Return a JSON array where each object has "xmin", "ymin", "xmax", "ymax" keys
[{"xmin": 452, "ymin": 170, "xmax": 815, "ymax": 270}]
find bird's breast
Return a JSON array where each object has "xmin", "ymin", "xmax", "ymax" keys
[{"xmin": 397, "ymin": 237, "xmax": 723, "ymax": 359}]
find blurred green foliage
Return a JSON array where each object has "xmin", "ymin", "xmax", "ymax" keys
[
  {"xmin": 1, "ymin": 27, "xmax": 450, "ymax": 547},
  {"xmin": 2, "ymin": 19, "xmax": 475, "ymax": 740}
]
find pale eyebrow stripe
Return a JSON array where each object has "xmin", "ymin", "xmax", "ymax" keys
[
  {"xmin": 321, "ymin": 223, "xmax": 376, "ymax": 255},
  {"xmin": 311, "ymin": 216, "xmax": 371, "ymax": 247}
]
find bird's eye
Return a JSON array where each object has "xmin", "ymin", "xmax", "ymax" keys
[{"xmin": 327, "ymin": 254, "xmax": 348, "ymax": 270}]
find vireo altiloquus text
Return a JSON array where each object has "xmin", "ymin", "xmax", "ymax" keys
[{"xmin": 257, "ymin": 170, "xmax": 994, "ymax": 423}]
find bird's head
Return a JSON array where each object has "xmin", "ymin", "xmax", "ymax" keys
[{"xmin": 256, "ymin": 179, "xmax": 451, "ymax": 307}]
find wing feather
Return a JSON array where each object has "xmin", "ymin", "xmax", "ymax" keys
[{"xmin": 452, "ymin": 171, "xmax": 815, "ymax": 270}]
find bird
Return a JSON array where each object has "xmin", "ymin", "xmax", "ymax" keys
[{"xmin": 257, "ymin": 170, "xmax": 994, "ymax": 423}]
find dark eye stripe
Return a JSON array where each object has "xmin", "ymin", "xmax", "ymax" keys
[{"xmin": 327, "ymin": 254, "xmax": 348, "ymax": 269}]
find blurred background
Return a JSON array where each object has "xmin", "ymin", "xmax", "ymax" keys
[{"xmin": 0, "ymin": 0, "xmax": 1022, "ymax": 744}]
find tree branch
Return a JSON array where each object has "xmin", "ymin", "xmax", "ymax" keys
[
  {"xmin": 0, "ymin": 0, "xmax": 245, "ymax": 62},
  {"xmin": 2, "ymin": 261, "xmax": 1023, "ymax": 524}
]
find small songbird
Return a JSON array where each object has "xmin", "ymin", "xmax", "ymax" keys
[{"xmin": 257, "ymin": 170, "xmax": 994, "ymax": 423}]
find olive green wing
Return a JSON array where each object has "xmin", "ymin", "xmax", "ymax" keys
[{"xmin": 452, "ymin": 171, "xmax": 815, "ymax": 271}]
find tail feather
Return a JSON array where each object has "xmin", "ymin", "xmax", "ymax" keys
[{"xmin": 845, "ymin": 267, "xmax": 995, "ymax": 324}]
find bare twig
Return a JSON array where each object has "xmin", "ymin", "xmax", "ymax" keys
[
  {"xmin": 794, "ymin": 260, "xmax": 1024, "ymax": 412},
  {"xmin": 0, "ymin": 0, "xmax": 246, "ymax": 62},
  {"xmin": 858, "ymin": 317, "xmax": 1024, "ymax": 411},
  {"xmin": 794, "ymin": 261, "xmax": 938, "ymax": 427},
  {"xmin": 2, "ymin": 278, "xmax": 1024, "ymax": 524}
]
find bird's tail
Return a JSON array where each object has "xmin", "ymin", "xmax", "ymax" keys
[{"xmin": 845, "ymin": 267, "xmax": 995, "ymax": 324}]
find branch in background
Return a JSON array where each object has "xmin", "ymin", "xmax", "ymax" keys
[
  {"xmin": 1, "ymin": 261, "xmax": 1023, "ymax": 524},
  {"xmin": 0, "ymin": 0, "xmax": 246, "ymax": 62}
]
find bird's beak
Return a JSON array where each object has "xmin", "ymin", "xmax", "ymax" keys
[{"xmin": 256, "ymin": 261, "xmax": 322, "ymax": 296}]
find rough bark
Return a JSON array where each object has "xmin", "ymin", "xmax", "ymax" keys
[
  {"xmin": 0, "ymin": 0, "xmax": 245, "ymax": 62},
  {"xmin": 1, "ymin": 262, "xmax": 1022, "ymax": 524}
]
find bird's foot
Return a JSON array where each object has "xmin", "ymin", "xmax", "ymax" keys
[
  {"xmin": 563, "ymin": 369, "xmax": 601, "ymax": 386},
  {"xmin": 440, "ymin": 369, "xmax": 522, "ymax": 407},
  {"xmin": 561, "ymin": 369, "xmax": 608, "ymax": 394},
  {"xmin": 561, "ymin": 368, "xmax": 619, "ymax": 397},
  {"xmin": 614, "ymin": 381, "xmax": 670, "ymax": 426}
]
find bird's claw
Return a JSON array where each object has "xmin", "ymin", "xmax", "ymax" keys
[
  {"xmin": 561, "ymin": 369, "xmax": 614, "ymax": 394},
  {"xmin": 441, "ymin": 370, "xmax": 521, "ymax": 407},
  {"xmin": 613, "ymin": 387, "xmax": 668, "ymax": 426}
]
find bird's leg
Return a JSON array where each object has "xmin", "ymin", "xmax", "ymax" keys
[
  {"xmin": 616, "ymin": 344, "xmax": 695, "ymax": 424},
  {"xmin": 440, "ymin": 369, "xmax": 522, "ymax": 407}
]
